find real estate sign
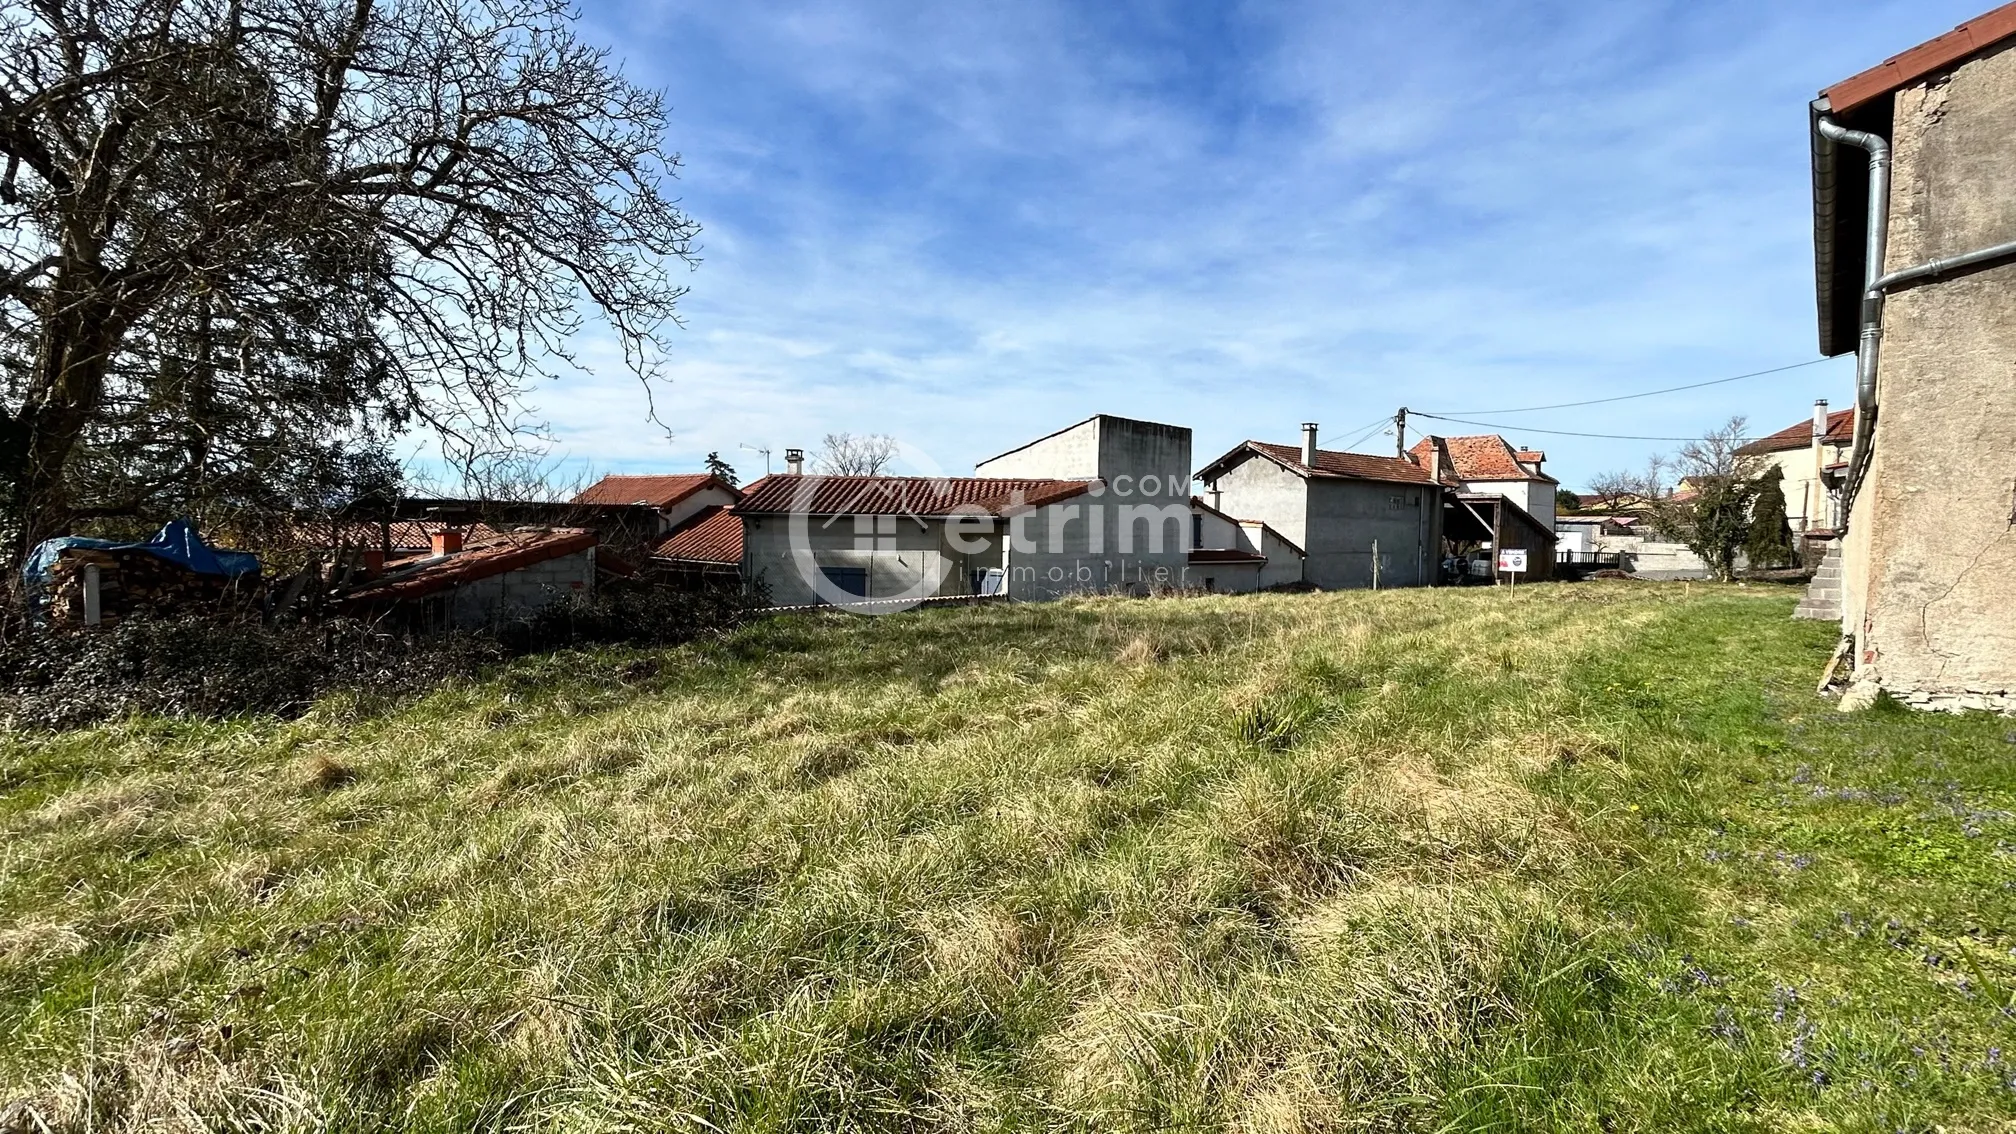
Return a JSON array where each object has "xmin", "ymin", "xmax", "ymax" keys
[{"xmin": 1496, "ymin": 548, "xmax": 1528, "ymax": 574}]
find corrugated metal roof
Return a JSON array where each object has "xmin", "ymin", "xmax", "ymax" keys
[
  {"xmin": 734, "ymin": 475, "xmax": 1094, "ymax": 517},
  {"xmin": 653, "ymin": 506, "xmax": 743, "ymax": 564}
]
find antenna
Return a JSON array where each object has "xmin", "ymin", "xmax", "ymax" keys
[{"xmin": 739, "ymin": 443, "xmax": 772, "ymax": 477}]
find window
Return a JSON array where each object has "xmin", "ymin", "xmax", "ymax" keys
[{"xmin": 1192, "ymin": 514, "xmax": 1204, "ymax": 548}]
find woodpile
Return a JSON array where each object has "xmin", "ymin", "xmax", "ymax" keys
[{"xmin": 43, "ymin": 547, "xmax": 257, "ymax": 626}]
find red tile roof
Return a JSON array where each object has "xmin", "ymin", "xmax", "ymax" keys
[
  {"xmin": 1736, "ymin": 409, "xmax": 1854, "ymax": 455},
  {"xmin": 653, "ymin": 506, "xmax": 743, "ymax": 564},
  {"xmin": 341, "ymin": 529, "xmax": 597, "ymax": 604},
  {"xmin": 1200, "ymin": 442, "xmax": 1436, "ymax": 486},
  {"xmin": 573, "ymin": 473, "xmax": 735, "ymax": 509},
  {"xmin": 1406, "ymin": 435, "xmax": 1557, "ymax": 484},
  {"xmin": 734, "ymin": 475, "xmax": 1094, "ymax": 517},
  {"xmin": 1823, "ymin": 2, "xmax": 2016, "ymax": 113}
]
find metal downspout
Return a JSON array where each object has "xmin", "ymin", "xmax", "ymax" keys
[{"xmin": 1814, "ymin": 116, "xmax": 1890, "ymax": 513}]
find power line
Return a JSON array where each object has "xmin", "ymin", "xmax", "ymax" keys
[
  {"xmin": 1424, "ymin": 356, "xmax": 1835, "ymax": 416},
  {"xmin": 1333, "ymin": 415, "xmax": 1392, "ymax": 451},
  {"xmin": 1409, "ymin": 411, "xmax": 1754, "ymax": 442}
]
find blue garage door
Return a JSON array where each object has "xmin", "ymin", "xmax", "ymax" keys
[{"xmin": 822, "ymin": 566, "xmax": 868, "ymax": 600}]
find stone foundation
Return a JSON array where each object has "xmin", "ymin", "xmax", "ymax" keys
[{"xmin": 1890, "ymin": 686, "xmax": 2016, "ymax": 715}]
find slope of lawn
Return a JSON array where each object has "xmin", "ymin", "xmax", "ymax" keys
[{"xmin": 2, "ymin": 581, "xmax": 2014, "ymax": 1132}]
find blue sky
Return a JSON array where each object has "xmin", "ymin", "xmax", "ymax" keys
[{"xmin": 529, "ymin": 0, "xmax": 1985, "ymax": 491}]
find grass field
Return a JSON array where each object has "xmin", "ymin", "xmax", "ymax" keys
[{"xmin": 3, "ymin": 582, "xmax": 2015, "ymax": 1132}]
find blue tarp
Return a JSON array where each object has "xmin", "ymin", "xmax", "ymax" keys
[{"xmin": 23, "ymin": 520, "xmax": 261, "ymax": 592}]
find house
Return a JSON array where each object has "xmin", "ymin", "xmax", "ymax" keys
[
  {"xmin": 1808, "ymin": 1, "xmax": 2016, "ymax": 710},
  {"xmin": 1188, "ymin": 495, "xmax": 1305, "ymax": 592},
  {"xmin": 1196, "ymin": 424, "xmax": 1443, "ymax": 589},
  {"xmin": 1408, "ymin": 434, "xmax": 1560, "ymax": 529},
  {"xmin": 340, "ymin": 528, "xmax": 599, "ymax": 631},
  {"xmin": 573, "ymin": 474, "xmax": 740, "ymax": 536},
  {"xmin": 1735, "ymin": 403, "xmax": 1854, "ymax": 538},
  {"xmin": 974, "ymin": 414, "xmax": 1196, "ymax": 594},
  {"xmin": 732, "ymin": 472, "xmax": 1099, "ymax": 606}
]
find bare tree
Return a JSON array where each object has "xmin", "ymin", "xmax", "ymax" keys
[
  {"xmin": 813, "ymin": 432, "xmax": 900, "ymax": 476},
  {"xmin": 0, "ymin": 0, "xmax": 700, "ymax": 567},
  {"xmin": 1640, "ymin": 416, "xmax": 1760, "ymax": 582}
]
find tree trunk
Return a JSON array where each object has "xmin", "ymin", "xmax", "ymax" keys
[{"xmin": 5, "ymin": 311, "xmax": 119, "ymax": 568}]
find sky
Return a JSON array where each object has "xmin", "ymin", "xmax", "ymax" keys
[{"xmin": 515, "ymin": 0, "xmax": 1990, "ymax": 491}]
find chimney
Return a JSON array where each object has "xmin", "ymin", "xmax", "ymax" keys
[
  {"xmin": 1301, "ymin": 422, "xmax": 1319, "ymax": 468},
  {"xmin": 1812, "ymin": 399, "xmax": 1829, "ymax": 440},
  {"xmin": 431, "ymin": 529, "xmax": 463, "ymax": 556},
  {"xmin": 360, "ymin": 548, "xmax": 386, "ymax": 577},
  {"xmin": 784, "ymin": 447, "xmax": 805, "ymax": 476},
  {"xmin": 1428, "ymin": 440, "xmax": 1443, "ymax": 485}
]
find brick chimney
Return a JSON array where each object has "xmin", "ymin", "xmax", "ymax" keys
[
  {"xmin": 1301, "ymin": 423, "xmax": 1319, "ymax": 468},
  {"xmin": 784, "ymin": 448, "xmax": 805, "ymax": 476},
  {"xmin": 431, "ymin": 529, "xmax": 463, "ymax": 556},
  {"xmin": 360, "ymin": 548, "xmax": 386, "ymax": 577},
  {"xmin": 1428, "ymin": 440, "xmax": 1444, "ymax": 485}
]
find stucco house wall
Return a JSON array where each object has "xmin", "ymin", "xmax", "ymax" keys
[
  {"xmin": 445, "ymin": 548, "xmax": 595, "ymax": 627},
  {"xmin": 659, "ymin": 485, "xmax": 740, "ymax": 533},
  {"xmin": 742, "ymin": 513, "xmax": 1004, "ymax": 607},
  {"xmin": 1467, "ymin": 478, "xmax": 1556, "ymax": 531},
  {"xmin": 1844, "ymin": 39, "xmax": 2016, "ymax": 707},
  {"xmin": 979, "ymin": 415, "xmax": 1193, "ymax": 596},
  {"xmin": 1303, "ymin": 479, "xmax": 1438, "ymax": 589},
  {"xmin": 1210, "ymin": 455, "xmax": 1310, "ymax": 551}
]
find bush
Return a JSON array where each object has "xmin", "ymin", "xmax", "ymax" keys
[
  {"xmin": 0, "ymin": 580, "xmax": 760, "ymax": 731},
  {"xmin": 500, "ymin": 579, "xmax": 757, "ymax": 653},
  {"xmin": 0, "ymin": 616, "xmax": 503, "ymax": 731}
]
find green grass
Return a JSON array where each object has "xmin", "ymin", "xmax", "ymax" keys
[{"xmin": 3, "ymin": 582, "xmax": 2014, "ymax": 1132}]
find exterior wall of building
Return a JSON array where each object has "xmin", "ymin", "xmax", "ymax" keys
[
  {"xmin": 976, "ymin": 417, "xmax": 1103, "ymax": 479},
  {"xmin": 1303, "ymin": 479, "xmax": 1439, "ymax": 589},
  {"xmin": 1209, "ymin": 456, "xmax": 1310, "ymax": 551},
  {"xmin": 659, "ymin": 485, "xmax": 739, "ymax": 533},
  {"xmin": 446, "ymin": 549, "xmax": 595, "ymax": 627},
  {"xmin": 1844, "ymin": 41, "xmax": 2016, "ymax": 708},
  {"xmin": 1467, "ymin": 479, "xmax": 1555, "ymax": 530},
  {"xmin": 1241, "ymin": 521, "xmax": 1307, "ymax": 589},
  {"xmin": 1192, "ymin": 561, "xmax": 1263, "ymax": 593},
  {"xmin": 981, "ymin": 415, "xmax": 1194, "ymax": 599},
  {"xmin": 741, "ymin": 513, "xmax": 1006, "ymax": 607},
  {"xmin": 1754, "ymin": 442, "xmax": 1851, "ymax": 532}
]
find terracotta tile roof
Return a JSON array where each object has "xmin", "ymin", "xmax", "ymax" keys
[
  {"xmin": 1823, "ymin": 1, "xmax": 2016, "ymax": 113},
  {"xmin": 1736, "ymin": 409, "xmax": 1855, "ymax": 455},
  {"xmin": 1188, "ymin": 548, "xmax": 1268, "ymax": 564},
  {"xmin": 734, "ymin": 475, "xmax": 1094, "ymax": 517},
  {"xmin": 653, "ymin": 506, "xmax": 743, "ymax": 564},
  {"xmin": 573, "ymin": 473, "xmax": 735, "ymax": 509},
  {"xmin": 341, "ymin": 528, "xmax": 597, "ymax": 604},
  {"xmin": 1406, "ymin": 435, "xmax": 1557, "ymax": 484},
  {"xmin": 1201, "ymin": 442, "xmax": 1437, "ymax": 485}
]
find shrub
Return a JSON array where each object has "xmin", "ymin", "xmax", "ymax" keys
[
  {"xmin": 0, "ymin": 616, "xmax": 503, "ymax": 731},
  {"xmin": 499, "ymin": 579, "xmax": 758, "ymax": 654}
]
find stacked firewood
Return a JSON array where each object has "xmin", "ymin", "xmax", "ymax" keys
[{"xmin": 43, "ymin": 547, "xmax": 254, "ymax": 626}]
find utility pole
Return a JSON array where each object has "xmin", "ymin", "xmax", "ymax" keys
[{"xmin": 1394, "ymin": 407, "xmax": 1408, "ymax": 459}]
